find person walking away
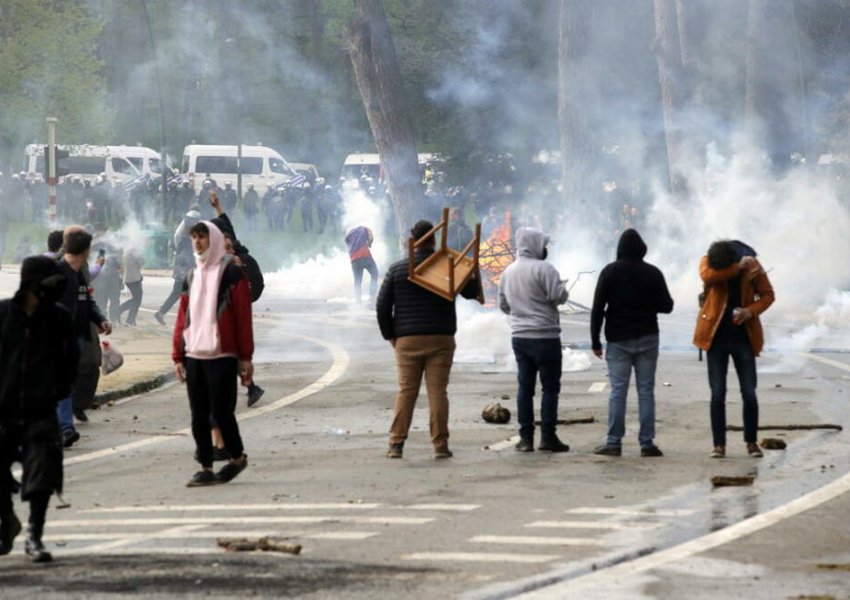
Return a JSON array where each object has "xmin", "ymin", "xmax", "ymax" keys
[
  {"xmin": 118, "ymin": 245, "xmax": 145, "ymax": 326},
  {"xmin": 693, "ymin": 240, "xmax": 775, "ymax": 458},
  {"xmin": 0, "ymin": 257, "xmax": 79, "ymax": 562},
  {"xmin": 498, "ymin": 227, "xmax": 571, "ymax": 453},
  {"xmin": 154, "ymin": 209, "xmax": 200, "ymax": 325},
  {"xmin": 590, "ymin": 229, "xmax": 674, "ymax": 457},
  {"xmin": 55, "ymin": 227, "xmax": 111, "ymax": 445},
  {"xmin": 376, "ymin": 220, "xmax": 482, "ymax": 459},
  {"xmin": 345, "ymin": 226, "xmax": 379, "ymax": 305},
  {"xmin": 172, "ymin": 221, "xmax": 252, "ymax": 486}
]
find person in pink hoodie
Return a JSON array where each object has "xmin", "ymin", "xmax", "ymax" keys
[{"xmin": 172, "ymin": 221, "xmax": 253, "ymax": 487}]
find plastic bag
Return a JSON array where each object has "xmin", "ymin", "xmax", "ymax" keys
[{"xmin": 101, "ymin": 339, "xmax": 124, "ymax": 375}]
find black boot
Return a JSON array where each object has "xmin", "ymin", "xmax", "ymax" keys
[
  {"xmin": 25, "ymin": 523, "xmax": 52, "ymax": 563},
  {"xmin": 0, "ymin": 511, "xmax": 22, "ymax": 555}
]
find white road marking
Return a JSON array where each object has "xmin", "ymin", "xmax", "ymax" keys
[
  {"xmin": 471, "ymin": 535, "xmax": 603, "ymax": 547},
  {"xmin": 46, "ymin": 530, "xmax": 378, "ymax": 542},
  {"xmin": 405, "ymin": 504, "xmax": 481, "ymax": 512},
  {"xmin": 566, "ymin": 508, "xmax": 695, "ymax": 517},
  {"xmin": 403, "ymin": 552, "xmax": 559, "ymax": 564},
  {"xmin": 50, "ymin": 515, "xmax": 433, "ymax": 527},
  {"xmin": 81, "ymin": 503, "xmax": 383, "ymax": 513},
  {"xmin": 516, "ymin": 471, "xmax": 850, "ymax": 598},
  {"xmin": 588, "ymin": 382, "xmax": 607, "ymax": 393},
  {"xmin": 62, "ymin": 524, "xmax": 205, "ymax": 554},
  {"xmin": 61, "ymin": 331, "xmax": 350, "ymax": 468},
  {"xmin": 80, "ymin": 502, "xmax": 478, "ymax": 513},
  {"xmin": 526, "ymin": 521, "xmax": 657, "ymax": 531},
  {"xmin": 488, "ymin": 436, "xmax": 521, "ymax": 451},
  {"xmin": 304, "ymin": 532, "xmax": 377, "ymax": 540}
]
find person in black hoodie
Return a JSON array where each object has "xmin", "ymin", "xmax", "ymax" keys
[
  {"xmin": 590, "ymin": 229, "xmax": 674, "ymax": 457},
  {"xmin": 376, "ymin": 220, "xmax": 482, "ymax": 460},
  {"xmin": 0, "ymin": 257, "xmax": 79, "ymax": 562}
]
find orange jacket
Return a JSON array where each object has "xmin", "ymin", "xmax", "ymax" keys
[{"xmin": 692, "ymin": 256, "xmax": 775, "ymax": 355}]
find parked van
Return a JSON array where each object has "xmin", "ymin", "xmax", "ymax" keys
[
  {"xmin": 110, "ymin": 145, "xmax": 165, "ymax": 178},
  {"xmin": 181, "ymin": 144, "xmax": 296, "ymax": 194},
  {"xmin": 339, "ymin": 152, "xmax": 439, "ymax": 190},
  {"xmin": 23, "ymin": 144, "xmax": 140, "ymax": 184}
]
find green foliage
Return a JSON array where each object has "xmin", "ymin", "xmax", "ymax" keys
[{"xmin": 0, "ymin": 0, "xmax": 112, "ymax": 157}]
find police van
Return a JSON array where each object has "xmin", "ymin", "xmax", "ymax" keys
[
  {"xmin": 339, "ymin": 152, "xmax": 439, "ymax": 190},
  {"xmin": 180, "ymin": 144, "xmax": 296, "ymax": 194},
  {"xmin": 23, "ymin": 144, "xmax": 142, "ymax": 184},
  {"xmin": 111, "ymin": 145, "xmax": 165, "ymax": 178}
]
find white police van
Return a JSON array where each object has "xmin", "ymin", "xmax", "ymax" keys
[{"xmin": 181, "ymin": 144, "xmax": 296, "ymax": 194}]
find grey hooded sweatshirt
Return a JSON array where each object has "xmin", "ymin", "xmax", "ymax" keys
[{"xmin": 498, "ymin": 227, "xmax": 569, "ymax": 338}]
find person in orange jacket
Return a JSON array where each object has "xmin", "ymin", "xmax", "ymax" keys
[{"xmin": 693, "ymin": 240, "xmax": 775, "ymax": 459}]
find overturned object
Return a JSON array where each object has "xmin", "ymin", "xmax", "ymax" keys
[
  {"xmin": 711, "ymin": 475, "xmax": 754, "ymax": 487},
  {"xmin": 408, "ymin": 207, "xmax": 484, "ymax": 303},
  {"xmin": 217, "ymin": 537, "xmax": 302, "ymax": 555},
  {"xmin": 482, "ymin": 403, "xmax": 511, "ymax": 424},
  {"xmin": 760, "ymin": 438, "xmax": 787, "ymax": 450}
]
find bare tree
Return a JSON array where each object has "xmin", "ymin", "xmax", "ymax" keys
[
  {"xmin": 558, "ymin": 0, "xmax": 596, "ymax": 218},
  {"xmin": 346, "ymin": 0, "xmax": 424, "ymax": 237}
]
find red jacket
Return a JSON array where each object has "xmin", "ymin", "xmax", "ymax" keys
[{"xmin": 172, "ymin": 263, "xmax": 254, "ymax": 364}]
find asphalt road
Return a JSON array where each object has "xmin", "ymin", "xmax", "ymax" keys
[{"xmin": 0, "ymin": 269, "xmax": 848, "ymax": 599}]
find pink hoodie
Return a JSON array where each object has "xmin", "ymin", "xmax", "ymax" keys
[{"xmin": 183, "ymin": 221, "xmax": 229, "ymax": 359}]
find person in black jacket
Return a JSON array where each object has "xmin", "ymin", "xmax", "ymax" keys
[
  {"xmin": 0, "ymin": 257, "xmax": 79, "ymax": 562},
  {"xmin": 376, "ymin": 220, "xmax": 482, "ymax": 459},
  {"xmin": 590, "ymin": 229, "xmax": 674, "ymax": 457}
]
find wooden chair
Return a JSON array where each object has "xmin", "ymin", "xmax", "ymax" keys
[{"xmin": 408, "ymin": 207, "xmax": 484, "ymax": 303}]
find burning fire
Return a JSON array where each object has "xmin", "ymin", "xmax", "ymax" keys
[{"xmin": 478, "ymin": 210, "xmax": 515, "ymax": 303}]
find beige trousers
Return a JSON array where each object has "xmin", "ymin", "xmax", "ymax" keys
[{"xmin": 389, "ymin": 335, "xmax": 456, "ymax": 449}]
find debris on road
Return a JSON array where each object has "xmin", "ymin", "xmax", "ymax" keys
[
  {"xmin": 482, "ymin": 403, "xmax": 511, "ymax": 424},
  {"xmin": 711, "ymin": 475, "xmax": 754, "ymax": 487},
  {"xmin": 217, "ymin": 537, "xmax": 302, "ymax": 555},
  {"xmin": 534, "ymin": 416, "xmax": 596, "ymax": 426},
  {"xmin": 760, "ymin": 438, "xmax": 787, "ymax": 450},
  {"xmin": 727, "ymin": 424, "xmax": 842, "ymax": 432}
]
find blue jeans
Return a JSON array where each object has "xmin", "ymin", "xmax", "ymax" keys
[
  {"xmin": 604, "ymin": 333, "xmax": 659, "ymax": 448},
  {"xmin": 512, "ymin": 337, "xmax": 562, "ymax": 441},
  {"xmin": 56, "ymin": 336, "xmax": 86, "ymax": 434},
  {"xmin": 351, "ymin": 257, "xmax": 379, "ymax": 303},
  {"xmin": 707, "ymin": 337, "xmax": 758, "ymax": 446}
]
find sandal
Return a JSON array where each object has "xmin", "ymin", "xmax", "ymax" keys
[{"xmin": 215, "ymin": 455, "xmax": 248, "ymax": 484}]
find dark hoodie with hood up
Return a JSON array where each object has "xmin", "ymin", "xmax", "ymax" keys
[{"xmin": 590, "ymin": 229, "xmax": 674, "ymax": 350}]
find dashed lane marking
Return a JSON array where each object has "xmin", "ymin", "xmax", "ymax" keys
[
  {"xmin": 470, "ymin": 535, "xmax": 603, "ymax": 547},
  {"xmin": 526, "ymin": 521, "xmax": 658, "ymax": 531},
  {"xmin": 45, "ymin": 530, "xmax": 379, "ymax": 542},
  {"xmin": 403, "ymin": 552, "xmax": 559, "ymax": 564},
  {"xmin": 50, "ymin": 515, "xmax": 434, "ymax": 527},
  {"xmin": 588, "ymin": 382, "xmax": 607, "ymax": 393},
  {"xmin": 80, "ymin": 502, "xmax": 480, "ymax": 513},
  {"xmin": 806, "ymin": 353, "xmax": 850, "ymax": 373},
  {"xmin": 60, "ymin": 524, "xmax": 205, "ymax": 555},
  {"xmin": 565, "ymin": 507, "xmax": 695, "ymax": 517}
]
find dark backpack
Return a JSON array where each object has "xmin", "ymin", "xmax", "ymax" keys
[{"xmin": 240, "ymin": 252, "xmax": 265, "ymax": 302}]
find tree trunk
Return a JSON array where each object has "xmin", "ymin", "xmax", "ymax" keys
[
  {"xmin": 557, "ymin": 0, "xmax": 596, "ymax": 220},
  {"xmin": 346, "ymin": 0, "xmax": 424, "ymax": 238},
  {"xmin": 653, "ymin": 0, "xmax": 687, "ymax": 200}
]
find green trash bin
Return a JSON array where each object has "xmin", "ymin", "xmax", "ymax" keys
[{"xmin": 141, "ymin": 225, "xmax": 171, "ymax": 269}]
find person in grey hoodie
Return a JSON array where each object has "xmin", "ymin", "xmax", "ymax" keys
[
  {"xmin": 498, "ymin": 227, "xmax": 570, "ymax": 452},
  {"xmin": 590, "ymin": 229, "xmax": 674, "ymax": 457}
]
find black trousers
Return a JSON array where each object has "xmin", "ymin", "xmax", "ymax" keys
[
  {"xmin": 0, "ymin": 417, "xmax": 63, "ymax": 515},
  {"xmin": 185, "ymin": 357, "xmax": 243, "ymax": 468},
  {"xmin": 119, "ymin": 280, "xmax": 143, "ymax": 324}
]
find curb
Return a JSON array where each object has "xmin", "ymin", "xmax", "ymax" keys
[{"xmin": 94, "ymin": 371, "xmax": 176, "ymax": 405}]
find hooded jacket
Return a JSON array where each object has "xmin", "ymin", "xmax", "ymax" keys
[
  {"xmin": 692, "ymin": 242, "xmax": 774, "ymax": 355},
  {"xmin": 171, "ymin": 221, "xmax": 253, "ymax": 364},
  {"xmin": 498, "ymin": 227, "xmax": 569, "ymax": 339},
  {"xmin": 0, "ymin": 259, "xmax": 79, "ymax": 421},
  {"xmin": 590, "ymin": 229, "xmax": 674, "ymax": 349}
]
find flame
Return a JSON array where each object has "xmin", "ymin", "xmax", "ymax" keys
[{"xmin": 478, "ymin": 210, "xmax": 516, "ymax": 299}]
